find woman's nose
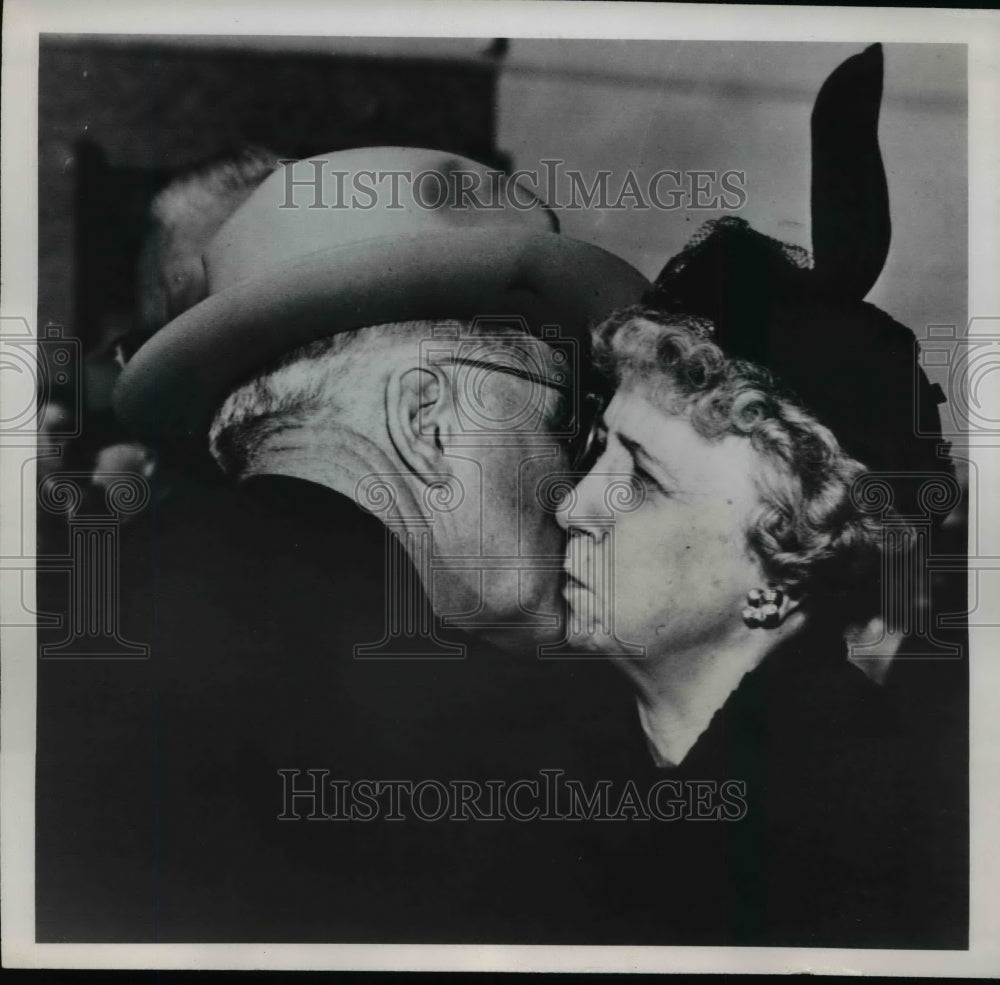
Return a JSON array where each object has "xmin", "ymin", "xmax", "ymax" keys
[{"xmin": 555, "ymin": 463, "xmax": 609, "ymax": 533}]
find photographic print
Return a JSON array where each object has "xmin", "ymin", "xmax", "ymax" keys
[{"xmin": 2, "ymin": 0, "xmax": 997, "ymax": 976}]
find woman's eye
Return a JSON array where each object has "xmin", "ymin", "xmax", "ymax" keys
[
  {"xmin": 632, "ymin": 465, "xmax": 667, "ymax": 496},
  {"xmin": 630, "ymin": 467, "xmax": 651, "ymax": 490}
]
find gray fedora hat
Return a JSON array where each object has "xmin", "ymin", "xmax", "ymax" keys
[{"xmin": 115, "ymin": 146, "xmax": 651, "ymax": 445}]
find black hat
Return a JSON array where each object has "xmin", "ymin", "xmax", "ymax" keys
[{"xmin": 644, "ymin": 45, "xmax": 951, "ymax": 517}]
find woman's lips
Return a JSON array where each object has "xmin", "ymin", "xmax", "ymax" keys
[{"xmin": 564, "ymin": 533, "xmax": 601, "ymax": 599}]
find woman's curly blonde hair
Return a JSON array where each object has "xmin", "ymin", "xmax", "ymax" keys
[{"xmin": 592, "ymin": 306, "xmax": 911, "ymax": 626}]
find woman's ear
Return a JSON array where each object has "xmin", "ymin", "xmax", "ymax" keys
[
  {"xmin": 386, "ymin": 365, "xmax": 452, "ymax": 484},
  {"xmin": 773, "ymin": 585, "xmax": 802, "ymax": 626}
]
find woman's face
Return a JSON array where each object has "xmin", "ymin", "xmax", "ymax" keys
[{"xmin": 558, "ymin": 387, "xmax": 767, "ymax": 664}]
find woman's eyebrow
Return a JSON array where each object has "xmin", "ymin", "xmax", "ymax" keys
[
  {"xmin": 617, "ymin": 432, "xmax": 680, "ymax": 484},
  {"xmin": 617, "ymin": 433, "xmax": 644, "ymax": 457}
]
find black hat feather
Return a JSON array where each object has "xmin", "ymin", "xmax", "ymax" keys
[{"xmin": 644, "ymin": 44, "xmax": 951, "ymax": 518}]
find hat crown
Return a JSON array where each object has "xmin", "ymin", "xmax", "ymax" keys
[
  {"xmin": 206, "ymin": 147, "xmax": 554, "ymax": 294},
  {"xmin": 114, "ymin": 146, "xmax": 650, "ymax": 445}
]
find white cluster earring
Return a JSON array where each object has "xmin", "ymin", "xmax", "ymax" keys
[{"xmin": 742, "ymin": 587, "xmax": 784, "ymax": 628}]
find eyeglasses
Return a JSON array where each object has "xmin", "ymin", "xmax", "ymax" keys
[
  {"xmin": 438, "ymin": 356, "xmax": 607, "ymax": 470},
  {"xmin": 441, "ymin": 355, "xmax": 573, "ymax": 397}
]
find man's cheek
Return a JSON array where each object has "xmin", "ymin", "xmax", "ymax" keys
[
  {"xmin": 518, "ymin": 467, "xmax": 559, "ymax": 525},
  {"xmin": 534, "ymin": 517, "xmax": 566, "ymax": 559}
]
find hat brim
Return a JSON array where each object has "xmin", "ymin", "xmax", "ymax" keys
[{"xmin": 114, "ymin": 229, "xmax": 650, "ymax": 445}]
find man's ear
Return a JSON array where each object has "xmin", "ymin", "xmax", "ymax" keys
[{"xmin": 386, "ymin": 366, "xmax": 452, "ymax": 483}]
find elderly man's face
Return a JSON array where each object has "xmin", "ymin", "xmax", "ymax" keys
[{"xmin": 431, "ymin": 340, "xmax": 576, "ymax": 647}]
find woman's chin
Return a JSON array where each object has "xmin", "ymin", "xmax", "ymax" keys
[
  {"xmin": 563, "ymin": 613, "xmax": 616, "ymax": 652},
  {"xmin": 565, "ymin": 628, "xmax": 603, "ymax": 651},
  {"xmin": 562, "ymin": 584, "xmax": 632, "ymax": 652}
]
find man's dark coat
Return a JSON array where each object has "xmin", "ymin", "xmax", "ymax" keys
[{"xmin": 36, "ymin": 473, "xmax": 593, "ymax": 941}]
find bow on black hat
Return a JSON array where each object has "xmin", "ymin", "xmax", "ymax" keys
[{"xmin": 644, "ymin": 44, "xmax": 952, "ymax": 519}]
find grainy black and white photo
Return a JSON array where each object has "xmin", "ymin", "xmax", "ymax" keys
[{"xmin": 3, "ymin": 1, "xmax": 996, "ymax": 975}]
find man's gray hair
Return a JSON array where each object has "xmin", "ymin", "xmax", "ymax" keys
[
  {"xmin": 208, "ymin": 321, "xmax": 436, "ymax": 477},
  {"xmin": 208, "ymin": 319, "xmax": 556, "ymax": 479}
]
